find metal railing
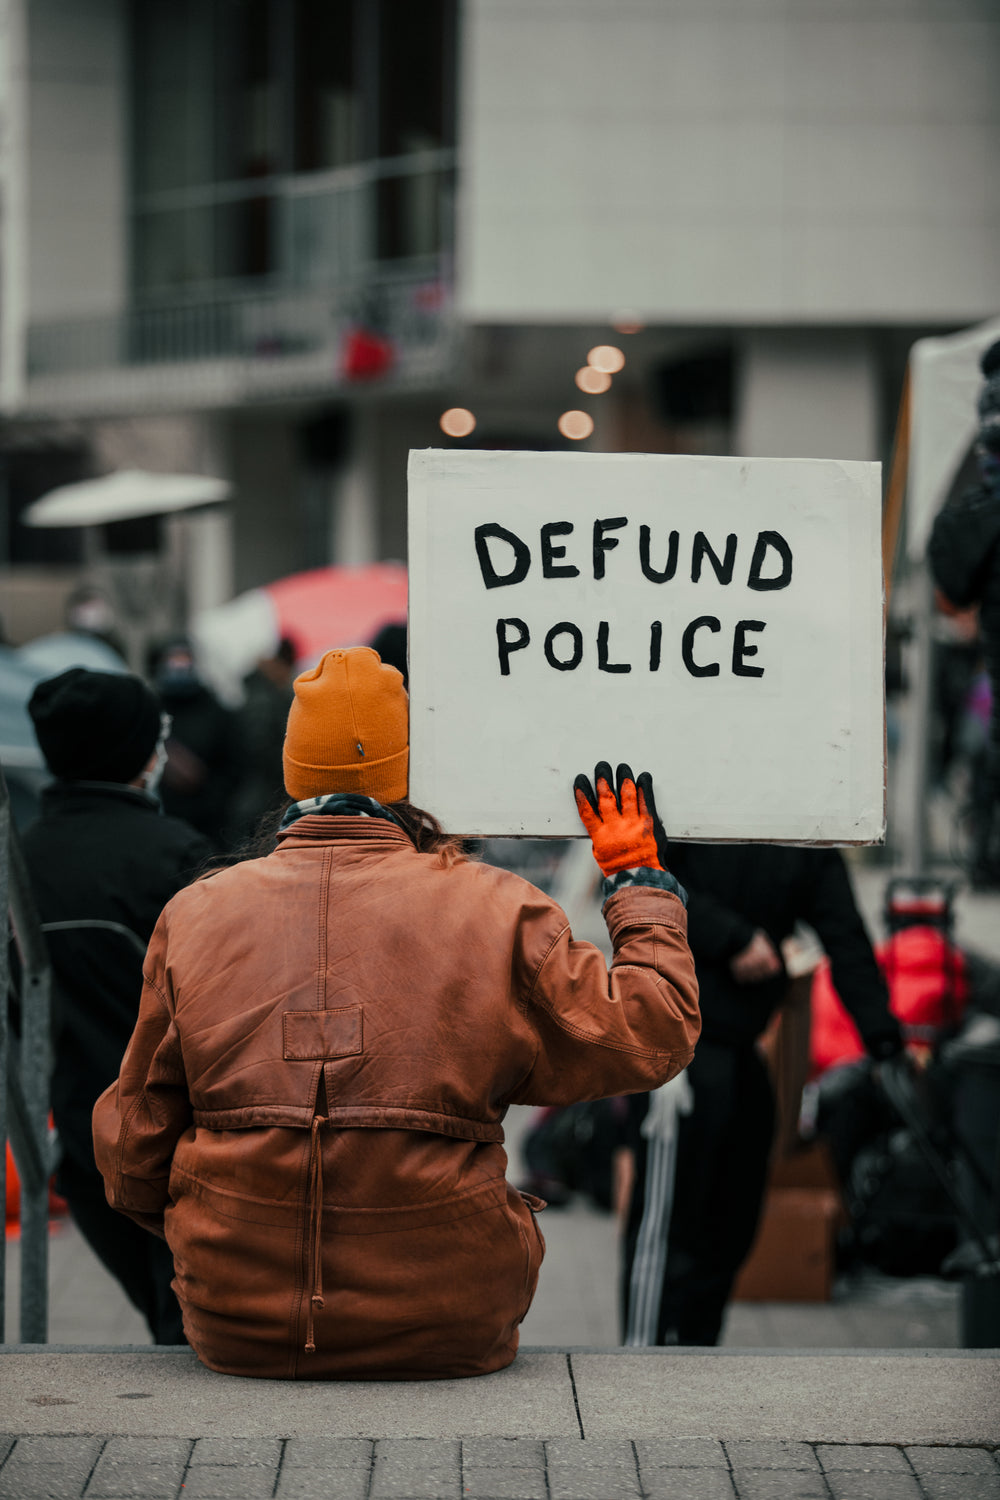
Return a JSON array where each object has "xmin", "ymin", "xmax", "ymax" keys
[
  {"xmin": 26, "ymin": 150, "xmax": 458, "ymax": 395},
  {"xmin": 0, "ymin": 763, "xmax": 54, "ymax": 1343},
  {"xmin": 28, "ymin": 267, "xmax": 453, "ymax": 378}
]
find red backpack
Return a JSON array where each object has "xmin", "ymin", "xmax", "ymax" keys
[{"xmin": 809, "ymin": 924, "xmax": 969, "ymax": 1079}]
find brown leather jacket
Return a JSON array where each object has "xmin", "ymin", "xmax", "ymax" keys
[{"xmin": 93, "ymin": 815, "xmax": 699, "ymax": 1380}]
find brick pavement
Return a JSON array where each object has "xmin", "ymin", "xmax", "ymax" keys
[{"xmin": 0, "ymin": 1435, "xmax": 998, "ymax": 1500}]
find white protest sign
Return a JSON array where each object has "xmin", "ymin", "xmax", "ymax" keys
[{"xmin": 407, "ymin": 449, "xmax": 885, "ymax": 843}]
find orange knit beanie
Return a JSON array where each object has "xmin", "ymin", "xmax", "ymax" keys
[{"xmin": 282, "ymin": 647, "xmax": 408, "ymax": 802}]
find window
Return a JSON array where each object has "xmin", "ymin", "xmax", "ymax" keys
[{"xmin": 130, "ymin": 0, "xmax": 456, "ymax": 295}]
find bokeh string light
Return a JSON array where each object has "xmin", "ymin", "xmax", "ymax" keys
[
  {"xmin": 439, "ymin": 407, "xmax": 476, "ymax": 438},
  {"xmin": 575, "ymin": 366, "xmax": 612, "ymax": 395},
  {"xmin": 558, "ymin": 410, "xmax": 594, "ymax": 441},
  {"xmin": 587, "ymin": 345, "xmax": 625, "ymax": 374}
]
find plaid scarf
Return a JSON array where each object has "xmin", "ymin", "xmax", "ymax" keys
[{"xmin": 279, "ymin": 792, "xmax": 403, "ymax": 833}]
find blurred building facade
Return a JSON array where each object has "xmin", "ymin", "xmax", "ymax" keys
[{"xmin": 1, "ymin": 0, "xmax": 998, "ymax": 639}]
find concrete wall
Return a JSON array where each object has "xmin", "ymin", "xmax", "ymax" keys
[
  {"xmin": 460, "ymin": 0, "xmax": 1000, "ymax": 324},
  {"xmin": 26, "ymin": 0, "xmax": 127, "ymax": 320},
  {"xmin": 735, "ymin": 331, "xmax": 880, "ymax": 461}
]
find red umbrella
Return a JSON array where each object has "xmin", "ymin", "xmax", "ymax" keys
[
  {"xmin": 192, "ymin": 563, "xmax": 407, "ymax": 703},
  {"xmin": 265, "ymin": 563, "xmax": 407, "ymax": 663}
]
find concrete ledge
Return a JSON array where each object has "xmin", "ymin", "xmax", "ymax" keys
[
  {"xmin": 1, "ymin": 1348, "xmax": 998, "ymax": 1446},
  {"xmin": 571, "ymin": 1351, "xmax": 1000, "ymax": 1446},
  {"xmin": 0, "ymin": 1350, "xmax": 580, "ymax": 1440}
]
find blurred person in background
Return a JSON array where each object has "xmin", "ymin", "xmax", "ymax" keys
[
  {"xmin": 368, "ymin": 620, "xmax": 408, "ymax": 687},
  {"xmin": 622, "ymin": 843, "xmax": 902, "ymax": 1348},
  {"xmin": 17, "ymin": 586, "xmax": 128, "ymax": 681},
  {"xmin": 227, "ymin": 636, "xmax": 299, "ymax": 843},
  {"xmin": 148, "ymin": 636, "xmax": 241, "ymax": 850},
  {"xmin": 64, "ymin": 584, "xmax": 128, "ymax": 663},
  {"xmin": 931, "ymin": 606, "xmax": 982, "ymax": 791},
  {"xmin": 961, "ymin": 668, "xmax": 998, "ymax": 886},
  {"xmin": 93, "ymin": 666, "xmax": 698, "ymax": 1380},
  {"xmin": 929, "ymin": 339, "xmax": 1000, "ymax": 890},
  {"xmin": 21, "ymin": 668, "xmax": 211, "ymax": 1343}
]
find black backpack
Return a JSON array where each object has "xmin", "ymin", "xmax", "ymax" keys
[{"xmin": 521, "ymin": 1100, "xmax": 622, "ymax": 1211}]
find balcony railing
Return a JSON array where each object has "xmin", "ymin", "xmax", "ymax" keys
[{"xmin": 24, "ymin": 151, "xmax": 457, "ymax": 412}]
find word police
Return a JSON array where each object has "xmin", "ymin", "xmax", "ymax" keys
[{"xmin": 474, "ymin": 518, "xmax": 793, "ymax": 679}]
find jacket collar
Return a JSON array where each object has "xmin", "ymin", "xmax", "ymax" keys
[{"xmin": 275, "ymin": 815, "xmax": 413, "ymax": 850}]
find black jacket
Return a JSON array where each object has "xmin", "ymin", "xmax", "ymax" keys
[
  {"xmin": 667, "ymin": 844, "xmax": 897, "ymax": 1054},
  {"xmin": 19, "ymin": 782, "xmax": 211, "ymax": 1172},
  {"xmin": 158, "ymin": 683, "xmax": 241, "ymax": 848},
  {"xmin": 928, "ymin": 481, "xmax": 1000, "ymax": 777}
]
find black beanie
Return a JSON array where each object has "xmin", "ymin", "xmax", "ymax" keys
[{"xmin": 28, "ymin": 667, "xmax": 161, "ymax": 784}]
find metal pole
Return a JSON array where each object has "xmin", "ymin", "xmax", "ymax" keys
[{"xmin": 1, "ymin": 764, "xmax": 53, "ymax": 1342}]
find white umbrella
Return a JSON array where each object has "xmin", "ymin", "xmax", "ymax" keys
[
  {"xmin": 20, "ymin": 470, "xmax": 233, "ymax": 677},
  {"xmin": 21, "ymin": 469, "xmax": 231, "ymax": 528}
]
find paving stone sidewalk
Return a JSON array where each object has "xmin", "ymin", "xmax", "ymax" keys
[{"xmin": 1, "ymin": 1435, "xmax": 999, "ymax": 1500}]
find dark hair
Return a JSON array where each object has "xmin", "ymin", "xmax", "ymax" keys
[
  {"xmin": 369, "ymin": 621, "xmax": 408, "ymax": 686},
  {"xmin": 385, "ymin": 800, "xmax": 468, "ymax": 865}
]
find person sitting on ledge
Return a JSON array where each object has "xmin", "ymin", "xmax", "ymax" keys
[{"xmin": 93, "ymin": 647, "xmax": 699, "ymax": 1379}]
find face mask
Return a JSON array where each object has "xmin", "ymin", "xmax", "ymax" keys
[
  {"xmin": 156, "ymin": 664, "xmax": 200, "ymax": 699},
  {"xmin": 69, "ymin": 598, "xmax": 116, "ymax": 634}
]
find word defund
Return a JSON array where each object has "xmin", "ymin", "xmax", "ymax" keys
[{"xmin": 474, "ymin": 520, "xmax": 793, "ymax": 591}]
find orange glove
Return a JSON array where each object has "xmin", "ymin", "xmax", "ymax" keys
[{"xmin": 573, "ymin": 761, "xmax": 670, "ymax": 877}]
